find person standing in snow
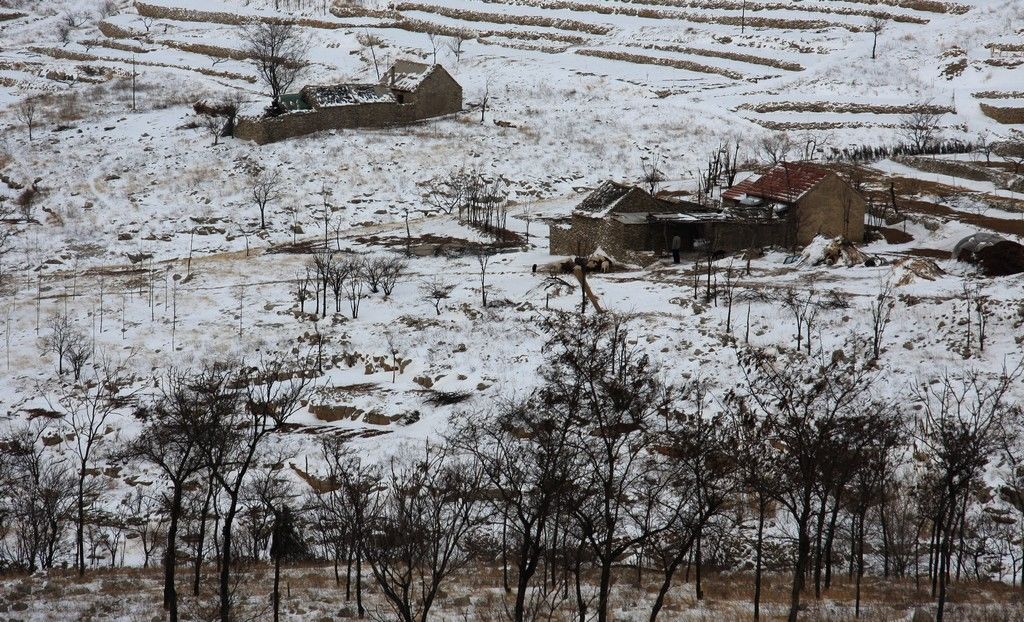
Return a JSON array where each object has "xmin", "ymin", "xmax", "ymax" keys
[{"xmin": 671, "ymin": 235, "xmax": 681, "ymax": 264}]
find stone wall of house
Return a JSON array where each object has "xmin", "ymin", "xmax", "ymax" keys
[
  {"xmin": 552, "ymin": 214, "xmax": 796, "ymax": 263},
  {"xmin": 234, "ymin": 72, "xmax": 462, "ymax": 144},
  {"xmin": 795, "ymin": 175, "xmax": 866, "ymax": 244},
  {"xmin": 550, "ymin": 215, "xmax": 607, "ymax": 257},
  {"xmin": 701, "ymin": 221, "xmax": 791, "ymax": 251}
]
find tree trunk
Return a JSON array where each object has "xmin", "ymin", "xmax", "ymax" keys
[
  {"xmin": 273, "ymin": 553, "xmax": 281, "ymax": 622},
  {"xmin": 597, "ymin": 556, "xmax": 613, "ymax": 622},
  {"xmin": 77, "ymin": 474, "xmax": 86, "ymax": 576},
  {"xmin": 754, "ymin": 498, "xmax": 766, "ymax": 621},
  {"xmin": 219, "ymin": 499, "xmax": 239, "ymax": 622},
  {"xmin": 695, "ymin": 529, "xmax": 704, "ymax": 601},
  {"xmin": 194, "ymin": 480, "xmax": 213, "ymax": 596},
  {"xmin": 823, "ymin": 493, "xmax": 841, "ymax": 591},
  {"xmin": 356, "ymin": 542, "xmax": 364, "ymax": 618},
  {"xmin": 164, "ymin": 483, "xmax": 184, "ymax": 622},
  {"xmin": 788, "ymin": 505, "xmax": 812, "ymax": 622},
  {"xmin": 855, "ymin": 508, "xmax": 866, "ymax": 617}
]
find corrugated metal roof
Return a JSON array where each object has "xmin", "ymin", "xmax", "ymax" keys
[{"xmin": 721, "ymin": 162, "xmax": 832, "ymax": 204}]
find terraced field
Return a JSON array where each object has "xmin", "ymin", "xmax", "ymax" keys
[{"xmin": 3, "ymin": 0, "xmax": 1017, "ymax": 144}]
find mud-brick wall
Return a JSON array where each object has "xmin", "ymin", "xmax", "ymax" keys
[
  {"xmin": 796, "ymin": 175, "xmax": 866, "ymax": 244},
  {"xmin": 234, "ymin": 102, "xmax": 418, "ymax": 144},
  {"xmin": 234, "ymin": 90, "xmax": 462, "ymax": 144},
  {"xmin": 401, "ymin": 70, "xmax": 463, "ymax": 118}
]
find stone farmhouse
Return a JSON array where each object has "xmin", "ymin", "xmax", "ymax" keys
[
  {"xmin": 234, "ymin": 60, "xmax": 462, "ymax": 145},
  {"xmin": 721, "ymin": 161, "xmax": 865, "ymax": 245},
  {"xmin": 549, "ymin": 162, "xmax": 866, "ymax": 264}
]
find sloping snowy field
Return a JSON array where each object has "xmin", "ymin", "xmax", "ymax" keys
[{"xmin": 0, "ymin": 1, "xmax": 1023, "ymax": 611}]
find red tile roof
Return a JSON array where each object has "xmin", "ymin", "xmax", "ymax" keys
[{"xmin": 721, "ymin": 162, "xmax": 832, "ymax": 204}]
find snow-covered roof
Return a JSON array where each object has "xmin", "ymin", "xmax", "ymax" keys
[
  {"xmin": 722, "ymin": 162, "xmax": 832, "ymax": 205},
  {"xmin": 382, "ymin": 60, "xmax": 435, "ymax": 93},
  {"xmin": 575, "ymin": 181, "xmax": 635, "ymax": 216},
  {"xmin": 303, "ymin": 84, "xmax": 396, "ymax": 108}
]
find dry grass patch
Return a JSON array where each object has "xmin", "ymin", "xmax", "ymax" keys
[
  {"xmin": 980, "ymin": 103, "xmax": 1024, "ymax": 124},
  {"xmin": 29, "ymin": 46, "xmax": 256, "ymax": 84},
  {"xmin": 576, "ymin": 48, "xmax": 745, "ymax": 80},
  {"xmin": 740, "ymin": 101, "xmax": 954, "ymax": 114},
  {"xmin": 642, "ymin": 42, "xmax": 803, "ymax": 70},
  {"xmin": 393, "ymin": 2, "xmax": 613, "ymax": 35}
]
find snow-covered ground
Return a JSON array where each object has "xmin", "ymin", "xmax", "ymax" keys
[{"xmin": 2, "ymin": 0, "xmax": 1024, "ymax": 618}]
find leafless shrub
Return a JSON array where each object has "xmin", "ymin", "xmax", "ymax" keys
[
  {"xmin": 900, "ymin": 104, "xmax": 944, "ymax": 154},
  {"xmin": 379, "ymin": 257, "xmax": 406, "ymax": 298},
  {"xmin": 15, "ymin": 95, "xmax": 41, "ymax": 142},
  {"xmin": 420, "ymin": 277, "xmax": 455, "ymax": 315},
  {"xmin": 250, "ymin": 170, "xmax": 280, "ymax": 230},
  {"xmin": 347, "ymin": 278, "xmax": 364, "ymax": 319},
  {"xmin": 758, "ymin": 131, "xmax": 794, "ymax": 164}
]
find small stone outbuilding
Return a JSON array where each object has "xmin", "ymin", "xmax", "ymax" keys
[
  {"xmin": 721, "ymin": 162, "xmax": 865, "ymax": 245},
  {"xmin": 234, "ymin": 61, "xmax": 462, "ymax": 144}
]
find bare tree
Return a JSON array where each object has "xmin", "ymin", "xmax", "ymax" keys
[
  {"xmin": 315, "ymin": 437, "xmax": 380, "ymax": 617},
  {"xmin": 3, "ymin": 421, "xmax": 76, "ymax": 572},
  {"xmin": 479, "ymin": 77, "xmax": 492, "ymax": 123},
  {"xmin": 346, "ymin": 277, "xmax": 364, "ymax": 319},
  {"xmin": 15, "ymin": 96, "xmax": 41, "ymax": 142},
  {"xmin": 427, "ymin": 32, "xmax": 440, "ymax": 65},
  {"xmin": 869, "ymin": 278, "xmax": 895, "ymax": 362},
  {"xmin": 65, "ymin": 333, "xmax": 92, "ymax": 381},
  {"xmin": 647, "ymin": 382, "xmax": 737, "ymax": 621},
  {"xmin": 251, "ymin": 170, "xmax": 280, "ymax": 230},
  {"xmin": 52, "ymin": 355, "xmax": 135, "ymax": 577},
  {"xmin": 358, "ymin": 31, "xmax": 385, "ymax": 79},
  {"xmin": 326, "ymin": 258, "xmax": 352, "ymax": 313},
  {"xmin": 475, "ymin": 244, "xmax": 492, "ymax": 307},
  {"xmin": 241, "ymin": 22, "xmax": 309, "ymax": 114},
  {"xmin": 868, "ymin": 17, "xmax": 886, "ymax": 60},
  {"xmin": 130, "ymin": 367, "xmax": 231, "ymax": 622},
  {"xmin": 900, "ymin": 105, "xmax": 943, "ymax": 154},
  {"xmin": 40, "ymin": 312, "xmax": 82, "ymax": 376},
  {"xmin": 737, "ymin": 346, "xmax": 893, "ymax": 622},
  {"xmin": 446, "ymin": 35, "xmax": 467, "ymax": 64},
  {"xmin": 452, "ymin": 392, "xmax": 578, "ymax": 622},
  {"xmin": 360, "ymin": 255, "xmax": 390, "ymax": 294},
  {"xmin": 420, "ymin": 277, "xmax": 455, "ymax": 315},
  {"xmin": 364, "ymin": 443, "xmax": 483, "ymax": 622},
  {"xmin": 270, "ymin": 505, "xmax": 307, "ymax": 622},
  {"xmin": 379, "ymin": 257, "xmax": 406, "ymax": 298},
  {"xmin": 188, "ymin": 355, "xmax": 312, "ymax": 622},
  {"xmin": 915, "ymin": 364, "xmax": 1022, "ymax": 622},
  {"xmin": 639, "ymin": 151, "xmax": 666, "ymax": 195},
  {"xmin": 543, "ymin": 313, "xmax": 673, "ymax": 622},
  {"xmin": 425, "ymin": 169, "xmax": 468, "ymax": 215},
  {"xmin": 759, "ymin": 131, "xmax": 793, "ymax": 164}
]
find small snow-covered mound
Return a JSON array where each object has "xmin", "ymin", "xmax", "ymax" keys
[
  {"xmin": 801, "ymin": 236, "xmax": 869, "ymax": 267},
  {"xmin": 892, "ymin": 257, "xmax": 944, "ymax": 286}
]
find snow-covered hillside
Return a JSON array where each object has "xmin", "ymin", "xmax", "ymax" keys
[{"xmin": 2, "ymin": 0, "xmax": 1024, "ymax": 620}]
